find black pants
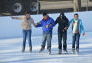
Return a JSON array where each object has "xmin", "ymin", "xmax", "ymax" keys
[{"xmin": 58, "ymin": 30, "xmax": 67, "ymax": 50}]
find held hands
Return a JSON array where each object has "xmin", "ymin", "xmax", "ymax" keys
[
  {"xmin": 34, "ymin": 22, "xmax": 41, "ymax": 27},
  {"xmin": 64, "ymin": 27, "xmax": 68, "ymax": 30},
  {"xmin": 63, "ymin": 27, "xmax": 68, "ymax": 32},
  {"xmin": 46, "ymin": 24, "xmax": 52, "ymax": 28},
  {"xmin": 46, "ymin": 25, "xmax": 49, "ymax": 28},
  {"xmin": 83, "ymin": 33, "xmax": 85, "ymax": 36},
  {"xmin": 11, "ymin": 17, "xmax": 16, "ymax": 19},
  {"xmin": 11, "ymin": 17, "xmax": 19, "ymax": 19},
  {"xmin": 34, "ymin": 23, "xmax": 38, "ymax": 27}
]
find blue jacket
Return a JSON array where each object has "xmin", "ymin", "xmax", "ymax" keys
[
  {"xmin": 70, "ymin": 18, "xmax": 85, "ymax": 34},
  {"xmin": 37, "ymin": 17, "xmax": 55, "ymax": 33}
]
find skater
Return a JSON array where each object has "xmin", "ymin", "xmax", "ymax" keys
[
  {"xmin": 11, "ymin": 12, "xmax": 36, "ymax": 52},
  {"xmin": 35, "ymin": 12, "xmax": 55, "ymax": 54},
  {"xmin": 54, "ymin": 12, "xmax": 69, "ymax": 54},
  {"xmin": 69, "ymin": 13, "xmax": 85, "ymax": 54}
]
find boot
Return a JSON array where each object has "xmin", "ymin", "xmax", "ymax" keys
[
  {"xmin": 63, "ymin": 49, "xmax": 68, "ymax": 54},
  {"xmin": 39, "ymin": 46, "xmax": 45, "ymax": 53},
  {"xmin": 48, "ymin": 48, "xmax": 51, "ymax": 55},
  {"xmin": 58, "ymin": 49, "xmax": 62, "ymax": 54},
  {"xmin": 22, "ymin": 47, "xmax": 25, "ymax": 52},
  {"xmin": 76, "ymin": 49, "xmax": 79, "ymax": 54},
  {"xmin": 30, "ymin": 47, "xmax": 32, "ymax": 52},
  {"xmin": 72, "ymin": 48, "xmax": 75, "ymax": 54}
]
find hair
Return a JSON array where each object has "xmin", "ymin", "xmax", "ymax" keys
[
  {"xmin": 43, "ymin": 12, "xmax": 48, "ymax": 16},
  {"xmin": 74, "ymin": 13, "xmax": 79, "ymax": 16},
  {"xmin": 60, "ymin": 12, "xmax": 65, "ymax": 17},
  {"xmin": 24, "ymin": 11, "xmax": 30, "ymax": 15}
]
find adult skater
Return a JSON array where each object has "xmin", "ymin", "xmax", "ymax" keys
[
  {"xmin": 54, "ymin": 12, "xmax": 69, "ymax": 54},
  {"xmin": 69, "ymin": 13, "xmax": 85, "ymax": 54},
  {"xmin": 11, "ymin": 12, "xmax": 36, "ymax": 52},
  {"xmin": 35, "ymin": 12, "xmax": 55, "ymax": 54}
]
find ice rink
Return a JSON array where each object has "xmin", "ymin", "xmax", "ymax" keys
[
  {"xmin": 0, "ymin": 32, "xmax": 92, "ymax": 63},
  {"xmin": 0, "ymin": 11, "xmax": 92, "ymax": 63}
]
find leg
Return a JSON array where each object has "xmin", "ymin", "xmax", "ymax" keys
[
  {"xmin": 62, "ymin": 31, "xmax": 67, "ymax": 51},
  {"xmin": 76, "ymin": 33, "xmax": 80, "ymax": 53},
  {"xmin": 58, "ymin": 31, "xmax": 62, "ymax": 54},
  {"xmin": 47, "ymin": 33, "xmax": 52, "ymax": 54},
  {"xmin": 22, "ymin": 30, "xmax": 27, "ymax": 52},
  {"xmin": 28, "ymin": 30, "xmax": 32, "ymax": 52},
  {"xmin": 39, "ymin": 33, "xmax": 47, "ymax": 52},
  {"xmin": 72, "ymin": 34, "xmax": 76, "ymax": 53}
]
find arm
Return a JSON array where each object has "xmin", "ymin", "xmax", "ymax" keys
[
  {"xmin": 46, "ymin": 18, "xmax": 55, "ymax": 28},
  {"xmin": 54, "ymin": 17, "xmax": 58, "ymax": 26},
  {"xmin": 69, "ymin": 19, "xmax": 73, "ymax": 25},
  {"xmin": 31, "ymin": 18, "xmax": 37, "ymax": 27},
  {"xmin": 11, "ymin": 16, "xmax": 24, "ymax": 20},
  {"xmin": 49, "ymin": 18, "xmax": 55, "ymax": 28},
  {"xmin": 64, "ymin": 17, "xmax": 70, "ymax": 30},
  {"xmin": 69, "ymin": 19, "xmax": 74, "ymax": 27},
  {"xmin": 80, "ymin": 20, "xmax": 85, "ymax": 35},
  {"xmin": 66, "ymin": 18, "xmax": 69, "ymax": 28},
  {"xmin": 46, "ymin": 17, "xmax": 58, "ymax": 28},
  {"xmin": 35, "ymin": 21, "xmax": 42, "ymax": 27}
]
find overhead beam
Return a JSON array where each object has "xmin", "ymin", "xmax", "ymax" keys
[{"xmin": 73, "ymin": 0, "xmax": 81, "ymax": 12}]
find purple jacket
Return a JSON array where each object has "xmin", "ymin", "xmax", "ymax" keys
[{"xmin": 37, "ymin": 17, "xmax": 55, "ymax": 33}]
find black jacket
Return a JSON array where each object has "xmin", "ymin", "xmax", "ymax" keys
[{"xmin": 55, "ymin": 16, "xmax": 69, "ymax": 32}]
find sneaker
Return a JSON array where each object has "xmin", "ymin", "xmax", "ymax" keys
[
  {"xmin": 72, "ymin": 48, "xmax": 75, "ymax": 54},
  {"xmin": 76, "ymin": 49, "xmax": 79, "ymax": 54},
  {"xmin": 30, "ymin": 47, "xmax": 32, "ymax": 52},
  {"xmin": 39, "ymin": 47, "xmax": 45, "ymax": 53},
  {"xmin": 22, "ymin": 48, "xmax": 25, "ymax": 52},
  {"xmin": 22, "ymin": 49, "xmax": 25, "ymax": 52},
  {"xmin": 63, "ymin": 50, "xmax": 68, "ymax": 54},
  {"xmin": 48, "ymin": 49, "xmax": 51, "ymax": 55}
]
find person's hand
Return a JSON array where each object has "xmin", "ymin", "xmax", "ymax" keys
[
  {"xmin": 46, "ymin": 24, "xmax": 52, "ymax": 28},
  {"xmin": 64, "ymin": 27, "xmax": 68, "ymax": 30},
  {"xmin": 34, "ymin": 22, "xmax": 41, "ymax": 27},
  {"xmin": 34, "ymin": 23, "xmax": 38, "ymax": 27},
  {"xmin": 34, "ymin": 24, "xmax": 37, "ymax": 27},
  {"xmin": 46, "ymin": 25, "xmax": 49, "ymax": 28},
  {"xmin": 11, "ymin": 17, "xmax": 15, "ymax": 19},
  {"xmin": 83, "ymin": 33, "xmax": 85, "ymax": 36},
  {"xmin": 62, "ymin": 29, "xmax": 65, "ymax": 32}
]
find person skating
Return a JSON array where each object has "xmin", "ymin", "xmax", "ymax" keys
[
  {"xmin": 69, "ymin": 13, "xmax": 85, "ymax": 54},
  {"xmin": 35, "ymin": 12, "xmax": 55, "ymax": 54},
  {"xmin": 54, "ymin": 12, "xmax": 69, "ymax": 54},
  {"xmin": 11, "ymin": 12, "xmax": 36, "ymax": 52}
]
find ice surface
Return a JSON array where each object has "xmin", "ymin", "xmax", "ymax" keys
[
  {"xmin": 0, "ymin": 32, "xmax": 92, "ymax": 63},
  {"xmin": 0, "ymin": 11, "xmax": 92, "ymax": 63}
]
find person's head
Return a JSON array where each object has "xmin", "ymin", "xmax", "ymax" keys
[
  {"xmin": 60, "ymin": 12, "xmax": 64, "ymax": 17},
  {"xmin": 43, "ymin": 12, "xmax": 48, "ymax": 20},
  {"xmin": 74, "ymin": 13, "xmax": 79, "ymax": 19},
  {"xmin": 24, "ymin": 11, "xmax": 31, "ymax": 19}
]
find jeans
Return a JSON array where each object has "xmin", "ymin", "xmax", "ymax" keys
[
  {"xmin": 41, "ymin": 32, "xmax": 52, "ymax": 50},
  {"xmin": 72, "ymin": 33, "xmax": 80, "ymax": 50},
  {"xmin": 22, "ymin": 29, "xmax": 32, "ymax": 51},
  {"xmin": 58, "ymin": 31, "xmax": 67, "ymax": 51}
]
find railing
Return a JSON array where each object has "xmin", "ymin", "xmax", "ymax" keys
[{"xmin": 39, "ymin": 0, "xmax": 92, "ymax": 12}]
